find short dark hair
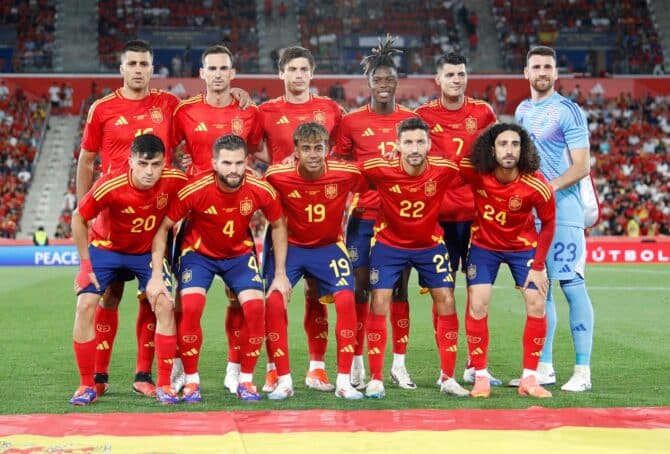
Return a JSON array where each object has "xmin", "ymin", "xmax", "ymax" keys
[
  {"xmin": 470, "ymin": 123, "xmax": 539, "ymax": 174},
  {"xmin": 436, "ymin": 52, "xmax": 467, "ymax": 70},
  {"xmin": 201, "ymin": 44, "xmax": 235, "ymax": 67},
  {"xmin": 131, "ymin": 133, "xmax": 165, "ymax": 160},
  {"xmin": 397, "ymin": 117, "xmax": 430, "ymax": 139},
  {"xmin": 213, "ymin": 134, "xmax": 248, "ymax": 158},
  {"xmin": 121, "ymin": 39, "xmax": 153, "ymax": 60},
  {"xmin": 278, "ymin": 46, "xmax": 315, "ymax": 72},
  {"xmin": 526, "ymin": 46, "xmax": 556, "ymax": 63},
  {"xmin": 293, "ymin": 122, "xmax": 329, "ymax": 145}
]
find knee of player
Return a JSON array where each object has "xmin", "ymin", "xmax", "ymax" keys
[{"xmin": 76, "ymin": 293, "xmax": 100, "ymax": 318}]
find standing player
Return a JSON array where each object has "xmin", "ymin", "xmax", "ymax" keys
[
  {"xmin": 335, "ymin": 36, "xmax": 418, "ymax": 390},
  {"xmin": 171, "ymin": 44, "xmax": 263, "ymax": 394},
  {"xmin": 77, "ymin": 39, "xmax": 180, "ymax": 398},
  {"xmin": 361, "ymin": 117, "xmax": 469, "ymax": 399},
  {"xmin": 263, "ymin": 122, "xmax": 366, "ymax": 400},
  {"xmin": 459, "ymin": 123, "xmax": 555, "ymax": 399},
  {"xmin": 70, "ymin": 134, "xmax": 187, "ymax": 405},
  {"xmin": 415, "ymin": 52, "xmax": 500, "ymax": 387},
  {"xmin": 258, "ymin": 46, "xmax": 343, "ymax": 393},
  {"xmin": 515, "ymin": 46, "xmax": 594, "ymax": 392},
  {"xmin": 147, "ymin": 134, "xmax": 291, "ymax": 402}
]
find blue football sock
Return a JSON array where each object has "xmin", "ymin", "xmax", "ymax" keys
[
  {"xmin": 561, "ymin": 277, "xmax": 594, "ymax": 366},
  {"xmin": 539, "ymin": 282, "xmax": 556, "ymax": 364}
]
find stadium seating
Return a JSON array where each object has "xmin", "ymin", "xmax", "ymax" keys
[
  {"xmin": 0, "ymin": 91, "xmax": 48, "ymax": 238},
  {"xmin": 492, "ymin": 0, "xmax": 664, "ymax": 74},
  {"xmin": 0, "ymin": 0, "xmax": 56, "ymax": 71}
]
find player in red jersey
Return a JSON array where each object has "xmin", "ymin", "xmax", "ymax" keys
[
  {"xmin": 263, "ymin": 123, "xmax": 366, "ymax": 400},
  {"xmin": 415, "ymin": 52, "xmax": 500, "ymax": 387},
  {"xmin": 69, "ymin": 134, "xmax": 187, "ymax": 405},
  {"xmin": 170, "ymin": 44, "xmax": 263, "ymax": 394},
  {"xmin": 335, "ymin": 36, "xmax": 419, "ymax": 391},
  {"xmin": 76, "ymin": 40, "xmax": 181, "ymax": 398},
  {"xmin": 146, "ymin": 134, "xmax": 291, "ymax": 402},
  {"xmin": 258, "ymin": 46, "xmax": 343, "ymax": 393},
  {"xmin": 360, "ymin": 117, "xmax": 469, "ymax": 399},
  {"xmin": 459, "ymin": 123, "xmax": 555, "ymax": 399}
]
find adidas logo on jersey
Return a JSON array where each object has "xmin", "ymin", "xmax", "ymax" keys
[
  {"xmin": 276, "ymin": 116, "xmax": 290, "ymax": 125},
  {"xmin": 431, "ymin": 124, "xmax": 444, "ymax": 133},
  {"xmin": 477, "ymin": 189, "xmax": 488, "ymax": 198},
  {"xmin": 121, "ymin": 206, "xmax": 135, "ymax": 214},
  {"xmin": 362, "ymin": 127, "xmax": 375, "ymax": 137},
  {"xmin": 115, "ymin": 116, "xmax": 128, "ymax": 126},
  {"xmin": 389, "ymin": 184, "xmax": 401, "ymax": 193},
  {"xmin": 559, "ymin": 264, "xmax": 572, "ymax": 274},
  {"xmin": 288, "ymin": 190, "xmax": 301, "ymax": 198},
  {"xmin": 336, "ymin": 278, "xmax": 348, "ymax": 286},
  {"xmin": 572, "ymin": 323, "xmax": 588, "ymax": 332},
  {"xmin": 195, "ymin": 122, "xmax": 208, "ymax": 132},
  {"xmin": 204, "ymin": 205, "xmax": 218, "ymax": 215}
]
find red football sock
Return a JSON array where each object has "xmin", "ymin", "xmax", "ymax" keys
[
  {"xmin": 135, "ymin": 297, "xmax": 156, "ymax": 374},
  {"xmin": 304, "ymin": 297, "xmax": 328, "ymax": 362},
  {"xmin": 334, "ymin": 290, "xmax": 357, "ymax": 374},
  {"xmin": 465, "ymin": 312, "xmax": 489, "ymax": 371},
  {"xmin": 390, "ymin": 300, "xmax": 410, "ymax": 355},
  {"xmin": 354, "ymin": 301, "xmax": 369, "ymax": 356},
  {"xmin": 93, "ymin": 305, "xmax": 118, "ymax": 375},
  {"xmin": 365, "ymin": 313, "xmax": 387, "ymax": 381},
  {"xmin": 265, "ymin": 291, "xmax": 290, "ymax": 375},
  {"xmin": 154, "ymin": 333, "xmax": 177, "ymax": 387},
  {"xmin": 225, "ymin": 305, "xmax": 243, "ymax": 364},
  {"xmin": 178, "ymin": 293, "xmax": 206, "ymax": 375},
  {"xmin": 523, "ymin": 315, "xmax": 547, "ymax": 370},
  {"xmin": 436, "ymin": 313, "xmax": 459, "ymax": 378},
  {"xmin": 464, "ymin": 297, "xmax": 473, "ymax": 369},
  {"xmin": 73, "ymin": 339, "xmax": 96, "ymax": 387},
  {"xmin": 240, "ymin": 298, "xmax": 265, "ymax": 375}
]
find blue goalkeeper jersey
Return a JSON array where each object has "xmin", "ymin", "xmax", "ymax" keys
[{"xmin": 516, "ymin": 92, "xmax": 590, "ymax": 228}]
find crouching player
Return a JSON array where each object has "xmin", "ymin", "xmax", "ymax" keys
[
  {"xmin": 263, "ymin": 122, "xmax": 366, "ymax": 400},
  {"xmin": 70, "ymin": 134, "xmax": 187, "ymax": 405},
  {"xmin": 459, "ymin": 123, "xmax": 556, "ymax": 399}
]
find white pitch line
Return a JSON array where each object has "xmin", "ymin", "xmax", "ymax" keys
[{"xmin": 590, "ymin": 266, "xmax": 670, "ymax": 275}]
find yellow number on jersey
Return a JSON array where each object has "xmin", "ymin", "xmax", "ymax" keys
[
  {"xmin": 134, "ymin": 128, "xmax": 154, "ymax": 137},
  {"xmin": 222, "ymin": 220, "xmax": 235, "ymax": 237},
  {"xmin": 305, "ymin": 203, "xmax": 326, "ymax": 222},
  {"xmin": 453, "ymin": 137, "xmax": 465, "ymax": 155},
  {"xmin": 130, "ymin": 215, "xmax": 157, "ymax": 233},
  {"xmin": 399, "ymin": 200, "xmax": 425, "ymax": 218},
  {"xmin": 328, "ymin": 258, "xmax": 351, "ymax": 278},
  {"xmin": 432, "ymin": 253, "xmax": 452, "ymax": 273},
  {"xmin": 482, "ymin": 204, "xmax": 507, "ymax": 225},
  {"xmin": 377, "ymin": 141, "xmax": 397, "ymax": 157}
]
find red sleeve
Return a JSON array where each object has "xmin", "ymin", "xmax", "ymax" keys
[
  {"xmin": 532, "ymin": 188, "xmax": 556, "ymax": 271},
  {"xmin": 335, "ymin": 117, "xmax": 354, "ymax": 159},
  {"xmin": 80, "ymin": 102, "xmax": 103, "ymax": 152},
  {"xmin": 167, "ymin": 191, "xmax": 190, "ymax": 224},
  {"xmin": 261, "ymin": 190, "xmax": 283, "ymax": 224},
  {"xmin": 171, "ymin": 108, "xmax": 186, "ymax": 149},
  {"xmin": 246, "ymin": 107, "xmax": 264, "ymax": 150},
  {"xmin": 76, "ymin": 176, "xmax": 107, "ymax": 220}
]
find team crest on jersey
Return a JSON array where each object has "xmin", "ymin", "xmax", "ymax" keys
[
  {"xmin": 348, "ymin": 246, "xmax": 358, "ymax": 263},
  {"xmin": 465, "ymin": 117, "xmax": 477, "ymax": 134},
  {"xmin": 313, "ymin": 110, "xmax": 326, "ymax": 125},
  {"xmin": 369, "ymin": 268, "xmax": 380, "ymax": 285},
  {"xmin": 508, "ymin": 195, "xmax": 522, "ymax": 211},
  {"xmin": 324, "ymin": 184, "xmax": 338, "ymax": 199},
  {"xmin": 149, "ymin": 107, "xmax": 163, "ymax": 124},
  {"xmin": 240, "ymin": 198, "xmax": 253, "ymax": 216},
  {"xmin": 181, "ymin": 269, "xmax": 192, "ymax": 284},
  {"xmin": 424, "ymin": 180, "xmax": 437, "ymax": 197},
  {"xmin": 467, "ymin": 264, "xmax": 477, "ymax": 280},
  {"xmin": 231, "ymin": 117, "xmax": 244, "ymax": 135},
  {"xmin": 156, "ymin": 192, "xmax": 168, "ymax": 210}
]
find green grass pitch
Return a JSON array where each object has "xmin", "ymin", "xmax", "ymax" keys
[{"xmin": 0, "ymin": 263, "xmax": 668, "ymax": 414}]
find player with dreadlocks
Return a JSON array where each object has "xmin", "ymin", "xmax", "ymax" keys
[{"xmin": 335, "ymin": 35, "xmax": 421, "ymax": 391}]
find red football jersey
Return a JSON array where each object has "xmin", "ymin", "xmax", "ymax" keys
[
  {"xmin": 78, "ymin": 168, "xmax": 187, "ymax": 254},
  {"xmin": 416, "ymin": 97, "xmax": 496, "ymax": 222},
  {"xmin": 169, "ymin": 172, "xmax": 282, "ymax": 259},
  {"xmin": 172, "ymin": 95, "xmax": 263, "ymax": 175},
  {"xmin": 459, "ymin": 157, "xmax": 556, "ymax": 270},
  {"xmin": 259, "ymin": 95, "xmax": 342, "ymax": 164},
  {"xmin": 361, "ymin": 157, "xmax": 460, "ymax": 249},
  {"xmin": 265, "ymin": 160, "xmax": 365, "ymax": 247},
  {"xmin": 81, "ymin": 89, "xmax": 180, "ymax": 174},
  {"xmin": 337, "ymin": 104, "xmax": 417, "ymax": 221}
]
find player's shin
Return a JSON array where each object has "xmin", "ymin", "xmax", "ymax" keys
[
  {"xmin": 304, "ymin": 296, "xmax": 328, "ymax": 362},
  {"xmin": 225, "ymin": 304, "xmax": 244, "ymax": 364},
  {"xmin": 390, "ymin": 300, "xmax": 410, "ymax": 356},
  {"xmin": 265, "ymin": 291, "xmax": 290, "ymax": 375},
  {"xmin": 334, "ymin": 290, "xmax": 357, "ymax": 374},
  {"xmin": 465, "ymin": 312, "xmax": 489, "ymax": 372},
  {"xmin": 93, "ymin": 304, "xmax": 118, "ymax": 375},
  {"xmin": 523, "ymin": 315, "xmax": 547, "ymax": 371},
  {"xmin": 178, "ymin": 292, "xmax": 206, "ymax": 375},
  {"xmin": 436, "ymin": 313, "xmax": 459, "ymax": 378},
  {"xmin": 135, "ymin": 295, "xmax": 156, "ymax": 374},
  {"xmin": 239, "ymin": 298, "xmax": 265, "ymax": 376},
  {"xmin": 365, "ymin": 313, "xmax": 387, "ymax": 381}
]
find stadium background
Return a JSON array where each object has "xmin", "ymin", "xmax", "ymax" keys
[{"xmin": 0, "ymin": 0, "xmax": 669, "ymax": 452}]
